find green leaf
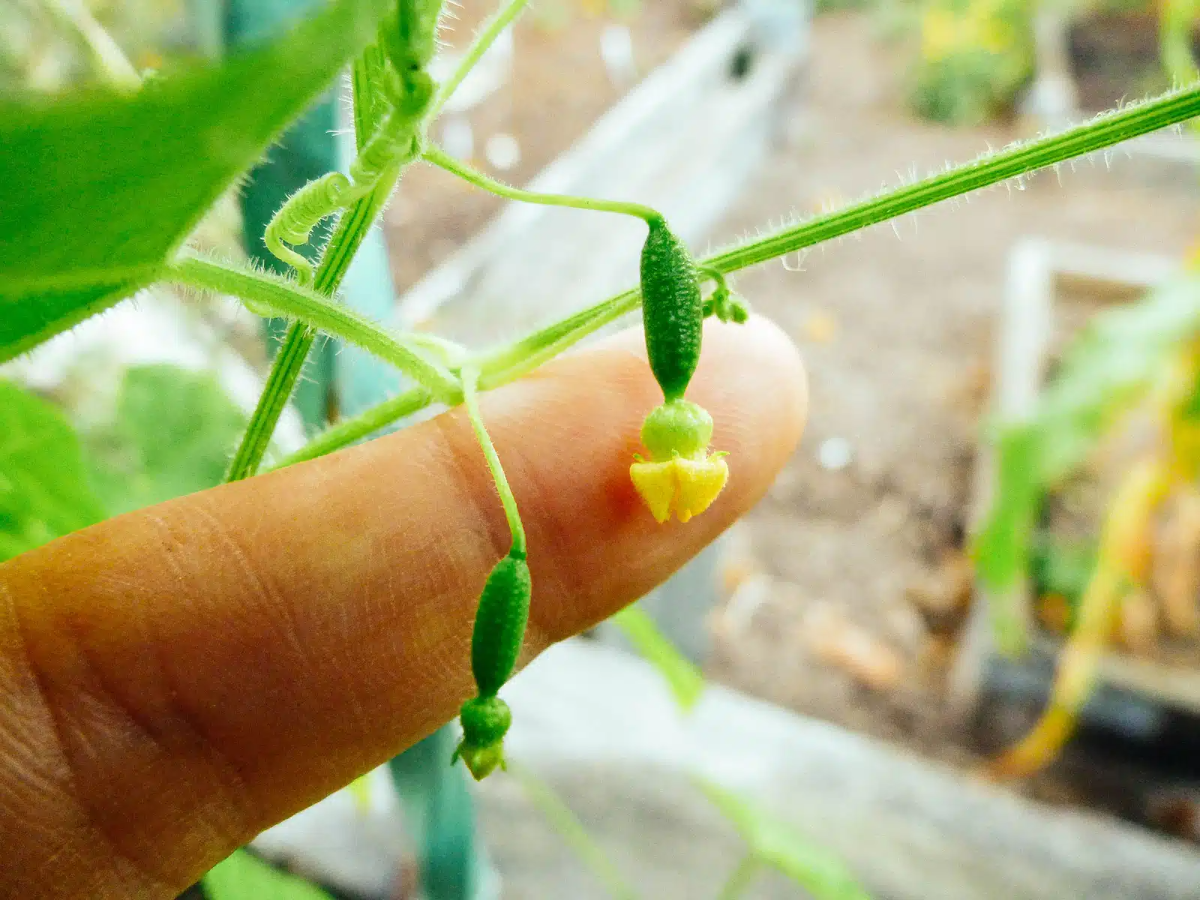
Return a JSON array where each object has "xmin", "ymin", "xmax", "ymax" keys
[
  {"xmin": 200, "ymin": 849, "xmax": 335, "ymax": 900},
  {"xmin": 0, "ymin": 381, "xmax": 105, "ymax": 562},
  {"xmin": 973, "ymin": 274, "xmax": 1200, "ymax": 655},
  {"xmin": 610, "ymin": 606, "xmax": 705, "ymax": 712},
  {"xmin": 2, "ymin": 279, "xmax": 154, "ymax": 363},
  {"xmin": 0, "ymin": 0, "xmax": 390, "ymax": 362},
  {"xmin": 695, "ymin": 779, "xmax": 872, "ymax": 900},
  {"xmin": 84, "ymin": 364, "xmax": 248, "ymax": 516},
  {"xmin": 971, "ymin": 424, "xmax": 1041, "ymax": 656}
]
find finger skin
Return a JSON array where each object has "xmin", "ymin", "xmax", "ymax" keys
[{"xmin": 0, "ymin": 317, "xmax": 806, "ymax": 898}]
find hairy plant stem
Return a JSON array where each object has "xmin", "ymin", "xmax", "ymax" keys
[
  {"xmin": 706, "ymin": 85, "xmax": 1200, "ymax": 273},
  {"xmin": 169, "ymin": 256, "xmax": 461, "ymax": 399},
  {"xmin": 461, "ymin": 365, "xmax": 526, "ymax": 556},
  {"xmin": 271, "ymin": 385, "xmax": 434, "ymax": 469},
  {"xmin": 423, "ymin": 144, "xmax": 664, "ymax": 224},
  {"xmin": 430, "ymin": 0, "xmax": 530, "ymax": 119},
  {"xmin": 475, "ymin": 290, "xmax": 642, "ymax": 388}
]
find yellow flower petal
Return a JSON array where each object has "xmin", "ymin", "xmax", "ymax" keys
[
  {"xmin": 630, "ymin": 455, "xmax": 729, "ymax": 524},
  {"xmin": 674, "ymin": 455, "xmax": 729, "ymax": 523},
  {"xmin": 630, "ymin": 460, "xmax": 676, "ymax": 524}
]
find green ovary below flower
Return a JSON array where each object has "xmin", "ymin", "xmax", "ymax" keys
[{"xmin": 630, "ymin": 399, "xmax": 729, "ymax": 524}]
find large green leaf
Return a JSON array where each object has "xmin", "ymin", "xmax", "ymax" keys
[
  {"xmin": 696, "ymin": 779, "xmax": 872, "ymax": 900},
  {"xmin": 3, "ymin": 280, "xmax": 154, "ymax": 363},
  {"xmin": 0, "ymin": 0, "xmax": 390, "ymax": 361},
  {"xmin": 0, "ymin": 381, "xmax": 105, "ymax": 562},
  {"xmin": 200, "ymin": 849, "xmax": 334, "ymax": 900},
  {"xmin": 84, "ymin": 364, "xmax": 248, "ymax": 516}
]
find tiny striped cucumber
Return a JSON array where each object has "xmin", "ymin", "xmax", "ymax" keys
[{"xmin": 640, "ymin": 217, "xmax": 703, "ymax": 402}]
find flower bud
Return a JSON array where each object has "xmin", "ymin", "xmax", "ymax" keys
[{"xmin": 630, "ymin": 399, "xmax": 729, "ymax": 524}]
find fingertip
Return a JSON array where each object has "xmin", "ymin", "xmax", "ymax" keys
[{"xmin": 506, "ymin": 313, "xmax": 806, "ymax": 641}]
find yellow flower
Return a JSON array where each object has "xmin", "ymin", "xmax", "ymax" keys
[
  {"xmin": 630, "ymin": 454, "xmax": 729, "ymax": 524},
  {"xmin": 629, "ymin": 398, "xmax": 729, "ymax": 524}
]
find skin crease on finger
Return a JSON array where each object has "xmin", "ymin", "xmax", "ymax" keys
[{"xmin": 0, "ymin": 316, "xmax": 806, "ymax": 899}]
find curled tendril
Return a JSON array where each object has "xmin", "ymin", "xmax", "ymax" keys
[
  {"xmin": 264, "ymin": 173, "xmax": 351, "ymax": 283},
  {"xmin": 263, "ymin": 25, "xmax": 437, "ymax": 282}
]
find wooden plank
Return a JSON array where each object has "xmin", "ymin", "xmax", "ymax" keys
[{"xmin": 480, "ymin": 639, "xmax": 1200, "ymax": 900}]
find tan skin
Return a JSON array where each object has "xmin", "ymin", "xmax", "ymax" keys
[{"xmin": 0, "ymin": 317, "xmax": 806, "ymax": 899}]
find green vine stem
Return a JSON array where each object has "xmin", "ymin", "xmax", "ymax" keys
[
  {"xmin": 268, "ymin": 288, "xmax": 643, "ymax": 471},
  {"xmin": 461, "ymin": 365, "xmax": 526, "ymax": 555},
  {"xmin": 233, "ymin": 83, "xmax": 1200, "ymax": 473},
  {"xmin": 169, "ymin": 256, "xmax": 462, "ymax": 400},
  {"xmin": 430, "ymin": 0, "xmax": 530, "ymax": 119},
  {"xmin": 706, "ymin": 86, "xmax": 1200, "ymax": 274},
  {"xmin": 225, "ymin": 195, "xmax": 400, "ymax": 480},
  {"xmin": 475, "ymin": 290, "xmax": 642, "ymax": 388},
  {"xmin": 423, "ymin": 144, "xmax": 665, "ymax": 224},
  {"xmin": 270, "ymin": 385, "xmax": 434, "ymax": 469},
  {"xmin": 352, "ymin": 43, "xmax": 390, "ymax": 149}
]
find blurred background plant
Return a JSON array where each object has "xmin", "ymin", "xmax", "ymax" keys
[
  {"xmin": 971, "ymin": 0, "xmax": 1200, "ymax": 781},
  {"xmin": 0, "ymin": 0, "xmax": 198, "ymax": 92},
  {"xmin": 906, "ymin": 0, "xmax": 1037, "ymax": 125},
  {"xmin": 975, "ymin": 272, "xmax": 1200, "ymax": 778}
]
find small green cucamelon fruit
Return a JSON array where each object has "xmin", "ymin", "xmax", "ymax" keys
[
  {"xmin": 640, "ymin": 218, "xmax": 703, "ymax": 402},
  {"xmin": 470, "ymin": 549, "xmax": 532, "ymax": 698}
]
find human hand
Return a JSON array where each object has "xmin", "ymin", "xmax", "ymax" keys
[{"xmin": 0, "ymin": 317, "xmax": 805, "ymax": 899}]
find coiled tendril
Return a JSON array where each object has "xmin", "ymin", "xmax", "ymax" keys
[{"xmin": 263, "ymin": 10, "xmax": 438, "ymax": 283}]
